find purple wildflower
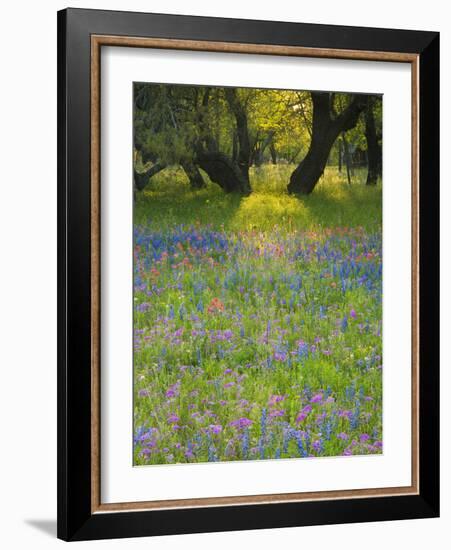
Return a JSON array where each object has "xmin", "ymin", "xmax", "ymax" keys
[
  {"xmin": 209, "ymin": 424, "xmax": 223, "ymax": 434},
  {"xmin": 269, "ymin": 409, "xmax": 285, "ymax": 418},
  {"xmin": 310, "ymin": 393, "xmax": 323, "ymax": 404},
  {"xmin": 312, "ymin": 440, "xmax": 323, "ymax": 453},
  {"xmin": 229, "ymin": 417, "xmax": 253, "ymax": 430},
  {"xmin": 167, "ymin": 413, "xmax": 180, "ymax": 424},
  {"xmin": 268, "ymin": 394, "xmax": 285, "ymax": 406},
  {"xmin": 140, "ymin": 448, "xmax": 152, "ymax": 457},
  {"xmin": 296, "ymin": 412, "xmax": 307, "ymax": 423},
  {"xmin": 274, "ymin": 350, "xmax": 287, "ymax": 362},
  {"xmin": 165, "ymin": 382, "xmax": 180, "ymax": 398}
]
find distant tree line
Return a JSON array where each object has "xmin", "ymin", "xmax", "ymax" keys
[{"xmin": 134, "ymin": 83, "xmax": 382, "ymax": 195}]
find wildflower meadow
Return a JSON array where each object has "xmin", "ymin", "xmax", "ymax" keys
[{"xmin": 133, "ymin": 166, "xmax": 383, "ymax": 465}]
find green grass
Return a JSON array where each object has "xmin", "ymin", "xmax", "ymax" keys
[{"xmin": 134, "ymin": 164, "xmax": 382, "ymax": 232}]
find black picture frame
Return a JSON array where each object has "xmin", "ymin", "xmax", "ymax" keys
[{"xmin": 57, "ymin": 7, "xmax": 439, "ymax": 541}]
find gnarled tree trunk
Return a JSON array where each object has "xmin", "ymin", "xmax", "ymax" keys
[
  {"xmin": 191, "ymin": 88, "xmax": 252, "ymax": 194},
  {"xmin": 365, "ymin": 99, "xmax": 382, "ymax": 186},
  {"xmin": 196, "ymin": 151, "xmax": 251, "ymax": 194},
  {"xmin": 288, "ymin": 93, "xmax": 367, "ymax": 195},
  {"xmin": 134, "ymin": 162, "xmax": 166, "ymax": 191},
  {"xmin": 232, "ymin": 132, "xmax": 238, "ymax": 163},
  {"xmin": 342, "ymin": 134, "xmax": 353, "ymax": 185},
  {"xmin": 269, "ymin": 143, "xmax": 277, "ymax": 165},
  {"xmin": 224, "ymin": 88, "xmax": 251, "ymax": 188},
  {"xmin": 253, "ymin": 130, "xmax": 275, "ymax": 167},
  {"xmin": 181, "ymin": 161, "xmax": 206, "ymax": 189}
]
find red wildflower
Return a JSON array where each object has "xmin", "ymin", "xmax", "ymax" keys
[{"xmin": 207, "ymin": 297, "xmax": 224, "ymax": 314}]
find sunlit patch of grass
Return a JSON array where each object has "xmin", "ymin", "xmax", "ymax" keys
[
  {"xmin": 250, "ymin": 164, "xmax": 294, "ymax": 195},
  {"xmin": 230, "ymin": 193, "xmax": 309, "ymax": 232},
  {"xmin": 134, "ymin": 164, "xmax": 381, "ymax": 233}
]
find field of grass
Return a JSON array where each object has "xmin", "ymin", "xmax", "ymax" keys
[{"xmin": 133, "ymin": 165, "xmax": 383, "ymax": 465}]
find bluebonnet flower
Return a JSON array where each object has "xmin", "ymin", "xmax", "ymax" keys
[
  {"xmin": 296, "ymin": 434, "xmax": 308, "ymax": 458},
  {"xmin": 297, "ymin": 341, "xmax": 309, "ymax": 362},
  {"xmin": 168, "ymin": 304, "xmax": 175, "ymax": 320},
  {"xmin": 324, "ymin": 418, "xmax": 333, "ymax": 441},
  {"xmin": 260, "ymin": 408, "xmax": 267, "ymax": 438},
  {"xmin": 341, "ymin": 315, "xmax": 348, "ymax": 332},
  {"xmin": 242, "ymin": 429, "xmax": 250, "ymax": 458},
  {"xmin": 350, "ymin": 400, "xmax": 361, "ymax": 430},
  {"xmin": 207, "ymin": 433, "xmax": 217, "ymax": 462}
]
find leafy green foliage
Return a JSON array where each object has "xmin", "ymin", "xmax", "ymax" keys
[{"xmin": 134, "ymin": 83, "xmax": 382, "ymax": 192}]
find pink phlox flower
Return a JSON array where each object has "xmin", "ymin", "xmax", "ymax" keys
[{"xmin": 310, "ymin": 393, "xmax": 323, "ymax": 404}]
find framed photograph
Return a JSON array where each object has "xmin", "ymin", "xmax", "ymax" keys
[{"xmin": 57, "ymin": 8, "xmax": 439, "ymax": 541}]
